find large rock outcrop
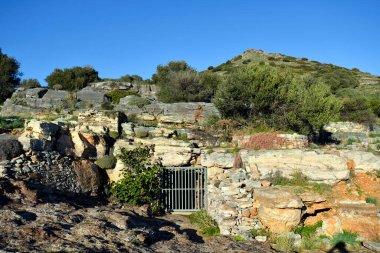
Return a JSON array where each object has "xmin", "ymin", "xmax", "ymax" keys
[{"xmin": 241, "ymin": 150, "xmax": 350, "ymax": 184}]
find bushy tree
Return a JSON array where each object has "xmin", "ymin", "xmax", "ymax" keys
[
  {"xmin": 214, "ymin": 65, "xmax": 342, "ymax": 135},
  {"xmin": 153, "ymin": 61, "xmax": 221, "ymax": 103},
  {"xmin": 20, "ymin": 78, "xmax": 41, "ymax": 89},
  {"xmin": 315, "ymin": 67, "xmax": 359, "ymax": 93},
  {"xmin": 46, "ymin": 66, "xmax": 99, "ymax": 91},
  {"xmin": 118, "ymin": 74, "xmax": 143, "ymax": 83},
  {"xmin": 340, "ymin": 96, "xmax": 376, "ymax": 124},
  {"xmin": 285, "ymin": 76, "xmax": 342, "ymax": 134},
  {"xmin": 110, "ymin": 146, "xmax": 163, "ymax": 205},
  {"xmin": 0, "ymin": 49, "xmax": 21, "ymax": 102}
]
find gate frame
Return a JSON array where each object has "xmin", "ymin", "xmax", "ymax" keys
[{"xmin": 161, "ymin": 166, "xmax": 208, "ymax": 212}]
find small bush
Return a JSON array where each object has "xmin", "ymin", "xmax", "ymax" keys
[
  {"xmin": 96, "ymin": 155, "xmax": 117, "ymax": 169},
  {"xmin": 0, "ymin": 116, "xmax": 24, "ymax": 129},
  {"xmin": 376, "ymin": 170, "xmax": 380, "ymax": 178},
  {"xmin": 20, "ymin": 78, "xmax": 41, "ymax": 89},
  {"xmin": 188, "ymin": 210, "xmax": 220, "ymax": 236},
  {"xmin": 250, "ymin": 228, "xmax": 271, "ymax": 237},
  {"xmin": 101, "ymin": 101, "xmax": 114, "ymax": 110},
  {"xmin": 365, "ymin": 197, "xmax": 377, "ymax": 204},
  {"xmin": 294, "ymin": 221, "xmax": 322, "ymax": 238},
  {"xmin": 330, "ymin": 231, "xmax": 359, "ymax": 246},
  {"xmin": 274, "ymin": 234, "xmax": 296, "ymax": 252},
  {"xmin": 127, "ymin": 97, "xmax": 151, "ymax": 108},
  {"xmin": 105, "ymin": 90, "xmax": 139, "ymax": 104},
  {"xmin": 233, "ymin": 236, "xmax": 246, "ymax": 241},
  {"xmin": 109, "ymin": 146, "xmax": 163, "ymax": 205},
  {"xmin": 109, "ymin": 131, "xmax": 119, "ymax": 139}
]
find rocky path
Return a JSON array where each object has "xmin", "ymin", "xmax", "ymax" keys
[{"xmin": 0, "ymin": 177, "xmax": 276, "ymax": 253}]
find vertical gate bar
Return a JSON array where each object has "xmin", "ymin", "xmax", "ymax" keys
[
  {"xmin": 170, "ymin": 169, "xmax": 172, "ymax": 211},
  {"xmin": 201, "ymin": 168, "xmax": 203, "ymax": 209},
  {"xmin": 181, "ymin": 169, "xmax": 183, "ymax": 210},
  {"xmin": 205, "ymin": 167, "xmax": 208, "ymax": 210},
  {"xmin": 190, "ymin": 168, "xmax": 192, "ymax": 210},
  {"xmin": 185, "ymin": 168, "xmax": 187, "ymax": 210}
]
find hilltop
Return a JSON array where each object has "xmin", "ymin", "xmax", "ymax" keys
[{"xmin": 206, "ymin": 48, "xmax": 380, "ymax": 100}]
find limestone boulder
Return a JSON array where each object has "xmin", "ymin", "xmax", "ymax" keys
[
  {"xmin": 243, "ymin": 150, "xmax": 350, "ymax": 184},
  {"xmin": 70, "ymin": 130, "xmax": 97, "ymax": 158},
  {"xmin": 340, "ymin": 150, "xmax": 380, "ymax": 172},
  {"xmin": 154, "ymin": 146, "xmax": 193, "ymax": 166},
  {"xmin": 18, "ymin": 120, "xmax": 61, "ymax": 151},
  {"xmin": 258, "ymin": 206, "xmax": 302, "ymax": 233},
  {"xmin": 254, "ymin": 188, "xmax": 303, "ymax": 233},
  {"xmin": 201, "ymin": 150, "xmax": 236, "ymax": 169},
  {"xmin": 106, "ymin": 159, "xmax": 125, "ymax": 182}
]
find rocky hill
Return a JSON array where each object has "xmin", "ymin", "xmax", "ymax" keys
[{"xmin": 206, "ymin": 48, "xmax": 380, "ymax": 99}]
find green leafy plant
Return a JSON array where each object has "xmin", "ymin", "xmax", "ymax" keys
[
  {"xmin": 267, "ymin": 171, "xmax": 332, "ymax": 194},
  {"xmin": 109, "ymin": 146, "xmax": 163, "ymax": 205},
  {"xmin": 46, "ymin": 66, "xmax": 99, "ymax": 91},
  {"xmin": 294, "ymin": 221, "xmax": 322, "ymax": 238},
  {"xmin": 0, "ymin": 116, "xmax": 24, "ymax": 129},
  {"xmin": 274, "ymin": 234, "xmax": 296, "ymax": 252},
  {"xmin": 188, "ymin": 210, "xmax": 220, "ymax": 237},
  {"xmin": 330, "ymin": 231, "xmax": 359, "ymax": 247},
  {"xmin": 233, "ymin": 236, "xmax": 246, "ymax": 241},
  {"xmin": 250, "ymin": 228, "xmax": 271, "ymax": 237},
  {"xmin": 96, "ymin": 155, "xmax": 117, "ymax": 169},
  {"xmin": 108, "ymin": 131, "xmax": 119, "ymax": 139},
  {"xmin": 365, "ymin": 197, "xmax": 377, "ymax": 204},
  {"xmin": 105, "ymin": 89, "xmax": 139, "ymax": 104}
]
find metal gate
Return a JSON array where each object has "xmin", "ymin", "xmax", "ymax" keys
[{"xmin": 161, "ymin": 167, "xmax": 207, "ymax": 212}]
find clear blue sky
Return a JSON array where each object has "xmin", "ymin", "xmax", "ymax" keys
[{"xmin": 1, "ymin": 0, "xmax": 379, "ymax": 84}]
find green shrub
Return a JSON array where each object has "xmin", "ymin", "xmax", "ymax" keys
[
  {"xmin": 174, "ymin": 132, "xmax": 188, "ymax": 141},
  {"xmin": 188, "ymin": 210, "xmax": 220, "ymax": 236},
  {"xmin": 376, "ymin": 170, "xmax": 380, "ymax": 178},
  {"xmin": 225, "ymin": 147, "xmax": 241, "ymax": 153},
  {"xmin": 365, "ymin": 197, "xmax": 377, "ymax": 204},
  {"xmin": 20, "ymin": 78, "xmax": 41, "ymax": 89},
  {"xmin": 101, "ymin": 101, "xmax": 114, "ymax": 110},
  {"xmin": 109, "ymin": 146, "xmax": 163, "ymax": 205},
  {"xmin": 274, "ymin": 234, "xmax": 296, "ymax": 252},
  {"xmin": 105, "ymin": 90, "xmax": 139, "ymax": 104},
  {"xmin": 233, "ymin": 236, "xmax": 246, "ymax": 241},
  {"xmin": 127, "ymin": 97, "xmax": 151, "ymax": 108},
  {"xmin": 109, "ymin": 131, "xmax": 119, "ymax": 139},
  {"xmin": 0, "ymin": 116, "xmax": 24, "ymax": 129},
  {"xmin": 268, "ymin": 171, "xmax": 332, "ymax": 194},
  {"xmin": 214, "ymin": 64, "xmax": 341, "ymax": 135},
  {"xmin": 96, "ymin": 155, "xmax": 117, "ymax": 169},
  {"xmin": 294, "ymin": 221, "xmax": 322, "ymax": 238},
  {"xmin": 340, "ymin": 97, "xmax": 376, "ymax": 124},
  {"xmin": 250, "ymin": 228, "xmax": 271, "ymax": 237},
  {"xmin": 153, "ymin": 61, "xmax": 221, "ymax": 103},
  {"xmin": 0, "ymin": 49, "xmax": 21, "ymax": 103},
  {"xmin": 330, "ymin": 231, "xmax": 359, "ymax": 246},
  {"xmin": 346, "ymin": 138, "xmax": 358, "ymax": 145},
  {"xmin": 46, "ymin": 66, "xmax": 99, "ymax": 91}
]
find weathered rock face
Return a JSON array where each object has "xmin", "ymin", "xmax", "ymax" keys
[
  {"xmin": 233, "ymin": 133, "xmax": 308, "ymax": 150},
  {"xmin": 334, "ymin": 202, "xmax": 380, "ymax": 240},
  {"xmin": 340, "ymin": 150, "xmax": 380, "ymax": 172},
  {"xmin": 116, "ymin": 102, "xmax": 220, "ymax": 126},
  {"xmin": 1, "ymin": 151, "xmax": 104, "ymax": 196},
  {"xmin": 77, "ymin": 110, "xmax": 124, "ymax": 134},
  {"xmin": 0, "ymin": 135, "xmax": 23, "ymax": 160},
  {"xmin": 18, "ymin": 119, "xmax": 61, "ymax": 152},
  {"xmin": 201, "ymin": 150, "xmax": 237, "ymax": 169},
  {"xmin": 241, "ymin": 150, "xmax": 350, "ymax": 184},
  {"xmin": 76, "ymin": 87, "xmax": 107, "ymax": 109},
  {"xmin": 254, "ymin": 188, "xmax": 304, "ymax": 233}
]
